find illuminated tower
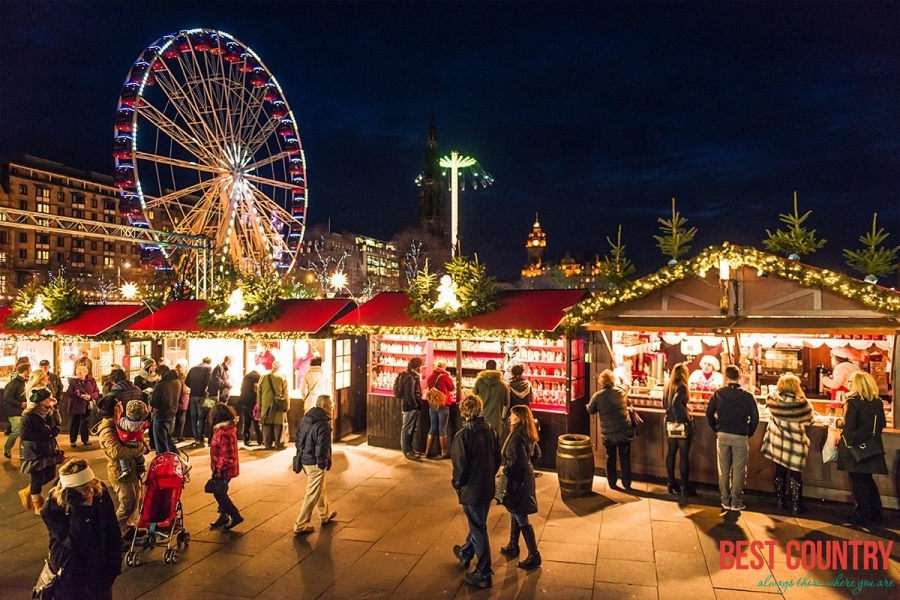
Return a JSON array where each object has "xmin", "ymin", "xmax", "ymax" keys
[
  {"xmin": 526, "ymin": 214, "xmax": 546, "ymax": 269},
  {"xmin": 418, "ymin": 115, "xmax": 446, "ymax": 239}
]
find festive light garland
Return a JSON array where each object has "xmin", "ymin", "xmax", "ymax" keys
[
  {"xmin": 123, "ymin": 329, "xmax": 326, "ymax": 341},
  {"xmin": 563, "ymin": 242, "xmax": 900, "ymax": 329},
  {"xmin": 332, "ymin": 324, "xmax": 558, "ymax": 341}
]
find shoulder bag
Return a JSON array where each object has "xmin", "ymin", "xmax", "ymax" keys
[
  {"xmin": 494, "ymin": 472, "xmax": 509, "ymax": 505},
  {"xmin": 32, "ymin": 555, "xmax": 61, "ymax": 599},
  {"xmin": 666, "ymin": 421, "xmax": 688, "ymax": 439},
  {"xmin": 267, "ymin": 376, "xmax": 287, "ymax": 413},
  {"xmin": 842, "ymin": 415, "xmax": 884, "ymax": 463}
]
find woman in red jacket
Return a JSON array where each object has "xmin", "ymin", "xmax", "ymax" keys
[
  {"xmin": 208, "ymin": 404, "xmax": 243, "ymax": 530},
  {"xmin": 426, "ymin": 360, "xmax": 455, "ymax": 459}
]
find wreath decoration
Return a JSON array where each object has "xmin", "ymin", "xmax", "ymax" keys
[
  {"xmin": 197, "ymin": 275, "xmax": 284, "ymax": 329},
  {"xmin": 6, "ymin": 278, "xmax": 85, "ymax": 331},
  {"xmin": 407, "ymin": 255, "xmax": 500, "ymax": 324}
]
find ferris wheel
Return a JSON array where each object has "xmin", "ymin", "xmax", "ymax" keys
[{"xmin": 112, "ymin": 28, "xmax": 307, "ymax": 279}]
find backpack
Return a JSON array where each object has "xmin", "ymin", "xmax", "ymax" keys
[{"xmin": 393, "ymin": 371, "xmax": 409, "ymax": 399}]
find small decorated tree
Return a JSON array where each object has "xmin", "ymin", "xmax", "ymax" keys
[
  {"xmin": 843, "ymin": 212, "xmax": 899, "ymax": 284},
  {"xmin": 654, "ymin": 198, "xmax": 697, "ymax": 264},
  {"xmin": 763, "ymin": 191, "xmax": 826, "ymax": 258},
  {"xmin": 198, "ymin": 272, "xmax": 285, "ymax": 328},
  {"xmin": 407, "ymin": 255, "xmax": 499, "ymax": 323},
  {"xmin": 6, "ymin": 277, "xmax": 85, "ymax": 330},
  {"xmin": 599, "ymin": 225, "xmax": 635, "ymax": 287}
]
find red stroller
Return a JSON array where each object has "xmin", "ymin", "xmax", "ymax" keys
[{"xmin": 125, "ymin": 452, "xmax": 191, "ymax": 566}]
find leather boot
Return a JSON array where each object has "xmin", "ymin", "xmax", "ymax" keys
[
  {"xmin": 517, "ymin": 524, "xmax": 542, "ymax": 570},
  {"xmin": 500, "ymin": 516, "xmax": 520, "ymax": 558},
  {"xmin": 32, "ymin": 494, "xmax": 44, "ymax": 515},
  {"xmin": 439, "ymin": 436, "xmax": 449, "ymax": 459},
  {"xmin": 425, "ymin": 434, "xmax": 436, "ymax": 459},
  {"xmin": 18, "ymin": 486, "xmax": 33, "ymax": 510},
  {"xmin": 789, "ymin": 479, "xmax": 805, "ymax": 515},
  {"xmin": 774, "ymin": 475, "xmax": 786, "ymax": 510}
]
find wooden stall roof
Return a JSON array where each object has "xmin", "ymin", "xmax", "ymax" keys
[
  {"xmin": 125, "ymin": 299, "xmax": 355, "ymax": 338},
  {"xmin": 586, "ymin": 315, "xmax": 900, "ymax": 334},
  {"xmin": 333, "ymin": 290, "xmax": 588, "ymax": 334},
  {"xmin": 0, "ymin": 304, "xmax": 149, "ymax": 339}
]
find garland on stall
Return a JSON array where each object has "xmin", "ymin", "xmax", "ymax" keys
[
  {"xmin": 197, "ymin": 275, "xmax": 284, "ymax": 329},
  {"xmin": 563, "ymin": 242, "xmax": 900, "ymax": 328},
  {"xmin": 6, "ymin": 278, "xmax": 85, "ymax": 331},
  {"xmin": 406, "ymin": 255, "xmax": 500, "ymax": 324},
  {"xmin": 332, "ymin": 324, "xmax": 558, "ymax": 341}
]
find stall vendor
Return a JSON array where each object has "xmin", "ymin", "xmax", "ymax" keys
[
  {"xmin": 689, "ymin": 355, "xmax": 723, "ymax": 394},
  {"xmin": 821, "ymin": 347, "xmax": 863, "ymax": 410}
]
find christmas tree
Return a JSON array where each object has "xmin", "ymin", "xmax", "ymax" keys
[
  {"xmin": 762, "ymin": 191, "xmax": 826, "ymax": 258},
  {"xmin": 843, "ymin": 212, "xmax": 899, "ymax": 283},
  {"xmin": 599, "ymin": 225, "xmax": 635, "ymax": 287},
  {"xmin": 654, "ymin": 198, "xmax": 697, "ymax": 263}
]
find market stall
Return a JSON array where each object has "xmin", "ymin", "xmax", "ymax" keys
[
  {"xmin": 124, "ymin": 299, "xmax": 364, "ymax": 440},
  {"xmin": 570, "ymin": 245, "xmax": 899, "ymax": 508},
  {"xmin": 0, "ymin": 304, "xmax": 149, "ymax": 429},
  {"xmin": 332, "ymin": 290, "xmax": 589, "ymax": 467}
]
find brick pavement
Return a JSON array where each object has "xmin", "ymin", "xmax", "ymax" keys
[{"xmin": 1, "ymin": 437, "xmax": 898, "ymax": 599}]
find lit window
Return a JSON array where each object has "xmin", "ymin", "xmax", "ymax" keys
[
  {"xmin": 37, "ymin": 203, "xmax": 50, "ymax": 214},
  {"xmin": 36, "ymin": 250, "xmax": 50, "ymax": 264},
  {"xmin": 335, "ymin": 338, "xmax": 351, "ymax": 390}
]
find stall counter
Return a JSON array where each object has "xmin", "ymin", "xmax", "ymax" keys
[{"xmin": 590, "ymin": 407, "xmax": 899, "ymax": 510}]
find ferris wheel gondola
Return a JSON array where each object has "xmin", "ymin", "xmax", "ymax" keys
[{"xmin": 112, "ymin": 28, "xmax": 308, "ymax": 279}]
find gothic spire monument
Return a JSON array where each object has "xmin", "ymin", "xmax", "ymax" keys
[{"xmin": 417, "ymin": 115, "xmax": 447, "ymax": 240}]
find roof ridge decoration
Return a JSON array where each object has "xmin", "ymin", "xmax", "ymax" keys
[
  {"xmin": 6, "ymin": 278, "xmax": 85, "ymax": 331},
  {"xmin": 406, "ymin": 255, "xmax": 500, "ymax": 324},
  {"xmin": 564, "ymin": 243, "xmax": 900, "ymax": 329}
]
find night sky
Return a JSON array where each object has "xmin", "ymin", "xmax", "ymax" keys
[{"xmin": 1, "ymin": 1, "xmax": 898, "ymax": 281}]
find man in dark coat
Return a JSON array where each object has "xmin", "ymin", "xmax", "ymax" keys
[
  {"xmin": 706, "ymin": 365, "xmax": 759, "ymax": 512},
  {"xmin": 149, "ymin": 367, "xmax": 181, "ymax": 454},
  {"xmin": 238, "ymin": 369, "xmax": 262, "ymax": 446},
  {"xmin": 185, "ymin": 357, "xmax": 213, "ymax": 446},
  {"xmin": 451, "ymin": 394, "xmax": 501, "ymax": 589},
  {"xmin": 209, "ymin": 356, "xmax": 233, "ymax": 403},
  {"xmin": 292, "ymin": 395, "xmax": 337, "ymax": 535},
  {"xmin": 396, "ymin": 357, "xmax": 423, "ymax": 460}
]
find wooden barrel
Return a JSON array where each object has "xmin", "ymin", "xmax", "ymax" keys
[{"xmin": 556, "ymin": 434, "xmax": 594, "ymax": 496}]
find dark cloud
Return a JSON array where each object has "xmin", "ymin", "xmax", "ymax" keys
[{"xmin": 1, "ymin": 1, "xmax": 897, "ymax": 281}]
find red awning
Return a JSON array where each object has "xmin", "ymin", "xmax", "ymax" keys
[
  {"xmin": 0, "ymin": 305, "xmax": 148, "ymax": 338},
  {"xmin": 125, "ymin": 299, "xmax": 354, "ymax": 336},
  {"xmin": 333, "ymin": 290, "xmax": 588, "ymax": 332}
]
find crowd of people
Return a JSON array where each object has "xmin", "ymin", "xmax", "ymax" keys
[{"xmin": 1, "ymin": 348, "xmax": 890, "ymax": 594}]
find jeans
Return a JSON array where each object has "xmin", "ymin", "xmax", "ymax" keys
[
  {"xmin": 460, "ymin": 502, "xmax": 493, "ymax": 578},
  {"xmin": 428, "ymin": 405, "xmax": 449, "ymax": 436},
  {"xmin": 717, "ymin": 432, "xmax": 749, "ymax": 507},
  {"xmin": 69, "ymin": 412, "xmax": 90, "ymax": 444},
  {"xmin": 604, "ymin": 441, "xmax": 632, "ymax": 488},
  {"xmin": 189, "ymin": 396, "xmax": 209, "ymax": 443},
  {"xmin": 400, "ymin": 409, "xmax": 418, "ymax": 454},
  {"xmin": 3, "ymin": 416, "xmax": 21, "ymax": 457},
  {"xmin": 213, "ymin": 478, "xmax": 240, "ymax": 518},
  {"xmin": 666, "ymin": 436, "xmax": 692, "ymax": 488},
  {"xmin": 294, "ymin": 464, "xmax": 330, "ymax": 530},
  {"xmin": 153, "ymin": 419, "xmax": 176, "ymax": 454}
]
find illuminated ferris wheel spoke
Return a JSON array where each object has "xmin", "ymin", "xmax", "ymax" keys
[
  {"xmin": 141, "ymin": 179, "xmax": 213, "ymax": 211},
  {"xmin": 138, "ymin": 102, "xmax": 219, "ymax": 165},
  {"xmin": 151, "ymin": 70, "xmax": 223, "ymax": 159},
  {"xmin": 244, "ymin": 151, "xmax": 292, "ymax": 173},
  {"xmin": 242, "ymin": 172, "xmax": 299, "ymax": 192},
  {"xmin": 133, "ymin": 151, "xmax": 223, "ymax": 177}
]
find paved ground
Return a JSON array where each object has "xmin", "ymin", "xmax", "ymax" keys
[{"xmin": 1, "ymin": 436, "xmax": 898, "ymax": 599}]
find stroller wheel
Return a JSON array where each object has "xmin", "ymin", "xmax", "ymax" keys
[
  {"xmin": 171, "ymin": 549, "xmax": 179, "ymax": 563},
  {"xmin": 164, "ymin": 549, "xmax": 173, "ymax": 564},
  {"xmin": 182, "ymin": 532, "xmax": 190, "ymax": 547},
  {"xmin": 125, "ymin": 552, "xmax": 134, "ymax": 567},
  {"xmin": 132, "ymin": 552, "xmax": 142, "ymax": 566}
]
